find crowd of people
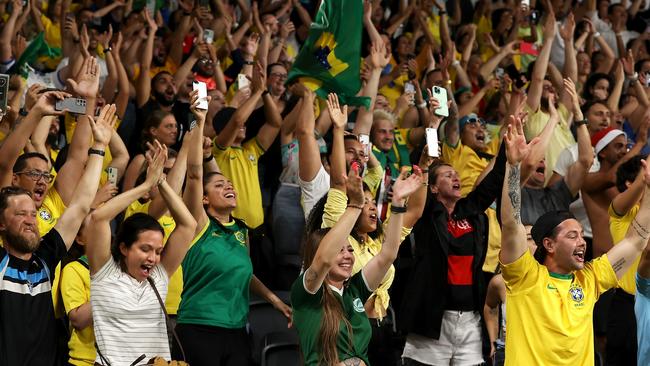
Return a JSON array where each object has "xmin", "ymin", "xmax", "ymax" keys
[{"xmin": 2, "ymin": 0, "xmax": 650, "ymax": 365}]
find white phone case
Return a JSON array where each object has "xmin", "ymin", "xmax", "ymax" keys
[
  {"xmin": 426, "ymin": 128, "xmax": 439, "ymax": 157},
  {"xmin": 192, "ymin": 81, "xmax": 209, "ymax": 110}
]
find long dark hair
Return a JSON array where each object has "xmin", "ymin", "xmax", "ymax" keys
[{"xmin": 112, "ymin": 213, "xmax": 164, "ymax": 264}]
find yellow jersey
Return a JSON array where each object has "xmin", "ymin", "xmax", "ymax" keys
[
  {"xmin": 608, "ymin": 203, "xmax": 640, "ymax": 295},
  {"xmin": 61, "ymin": 259, "xmax": 95, "ymax": 366},
  {"xmin": 501, "ymin": 251, "xmax": 618, "ymax": 366}
]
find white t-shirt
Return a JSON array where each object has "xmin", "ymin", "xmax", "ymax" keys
[
  {"xmin": 299, "ymin": 165, "xmax": 330, "ymax": 220},
  {"xmin": 553, "ymin": 144, "xmax": 600, "ymax": 238},
  {"xmin": 91, "ymin": 259, "xmax": 170, "ymax": 366}
]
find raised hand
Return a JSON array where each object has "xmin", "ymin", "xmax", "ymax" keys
[
  {"xmin": 67, "ymin": 56, "xmax": 100, "ymax": 98},
  {"xmin": 34, "ymin": 90, "xmax": 72, "ymax": 116},
  {"xmin": 504, "ymin": 115, "xmax": 539, "ymax": 165},
  {"xmin": 144, "ymin": 140, "xmax": 168, "ymax": 186},
  {"xmin": 542, "ymin": 5, "xmax": 556, "ymax": 40},
  {"xmin": 88, "ymin": 104, "xmax": 118, "ymax": 147},
  {"xmin": 242, "ymin": 33, "xmax": 260, "ymax": 58},
  {"xmin": 326, "ymin": 93, "xmax": 348, "ymax": 129},
  {"xmin": 189, "ymin": 88, "xmax": 211, "ymax": 123},
  {"xmin": 251, "ymin": 62, "xmax": 266, "ymax": 93},
  {"xmin": 279, "ymin": 21, "xmax": 295, "ymax": 39},
  {"xmin": 563, "ymin": 78, "xmax": 582, "ymax": 119},
  {"xmin": 346, "ymin": 163, "xmax": 365, "ymax": 207},
  {"xmin": 392, "ymin": 166, "xmax": 424, "ymax": 204},
  {"xmin": 368, "ymin": 42, "xmax": 390, "ymax": 69},
  {"xmin": 144, "ymin": 8, "xmax": 158, "ymax": 33},
  {"xmin": 559, "ymin": 13, "xmax": 575, "ymax": 42},
  {"xmin": 621, "ymin": 49, "xmax": 635, "ymax": 77},
  {"xmin": 24, "ymin": 84, "xmax": 45, "ymax": 111},
  {"xmin": 96, "ymin": 24, "xmax": 113, "ymax": 50},
  {"xmin": 79, "ymin": 24, "xmax": 91, "ymax": 58}
]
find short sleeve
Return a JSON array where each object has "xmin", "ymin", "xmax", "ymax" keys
[
  {"xmin": 36, "ymin": 229, "xmax": 67, "ymax": 277},
  {"xmin": 591, "ymin": 254, "xmax": 619, "ymax": 296},
  {"xmin": 321, "ymin": 188, "xmax": 348, "ymax": 229},
  {"xmin": 349, "ymin": 271, "xmax": 373, "ymax": 304},
  {"xmin": 299, "ymin": 166, "xmax": 330, "ymax": 219},
  {"xmin": 637, "ymin": 274, "xmax": 650, "ymax": 299},
  {"xmin": 553, "ymin": 145, "xmax": 575, "ymax": 176},
  {"xmin": 291, "ymin": 272, "xmax": 324, "ymax": 309},
  {"xmin": 500, "ymin": 250, "xmax": 541, "ymax": 295},
  {"xmin": 61, "ymin": 262, "xmax": 90, "ymax": 314},
  {"xmin": 363, "ymin": 165, "xmax": 384, "ymax": 197},
  {"xmin": 244, "ymin": 138, "xmax": 265, "ymax": 159}
]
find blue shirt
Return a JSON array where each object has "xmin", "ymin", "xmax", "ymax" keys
[{"xmin": 636, "ymin": 273, "xmax": 650, "ymax": 365}]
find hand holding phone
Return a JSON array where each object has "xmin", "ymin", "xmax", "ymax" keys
[
  {"xmin": 55, "ymin": 98, "xmax": 87, "ymax": 115},
  {"xmin": 0, "ymin": 74, "xmax": 8, "ymax": 112},
  {"xmin": 192, "ymin": 81, "xmax": 209, "ymax": 110},
  {"xmin": 107, "ymin": 167, "xmax": 118, "ymax": 185},
  {"xmin": 431, "ymin": 86, "xmax": 449, "ymax": 117},
  {"xmin": 237, "ymin": 74, "xmax": 250, "ymax": 90},
  {"xmin": 426, "ymin": 128, "xmax": 439, "ymax": 157},
  {"xmin": 204, "ymin": 29, "xmax": 214, "ymax": 44}
]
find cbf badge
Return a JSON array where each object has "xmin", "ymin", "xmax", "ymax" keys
[
  {"xmin": 353, "ymin": 298, "xmax": 365, "ymax": 313},
  {"xmin": 39, "ymin": 209, "xmax": 52, "ymax": 222},
  {"xmin": 235, "ymin": 231, "xmax": 246, "ymax": 246},
  {"xmin": 569, "ymin": 283, "xmax": 585, "ymax": 304}
]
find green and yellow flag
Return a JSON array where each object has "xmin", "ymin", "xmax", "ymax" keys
[{"xmin": 287, "ymin": 0, "xmax": 370, "ymax": 108}]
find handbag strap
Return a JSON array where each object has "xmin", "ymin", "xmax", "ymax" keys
[{"xmin": 147, "ymin": 277, "xmax": 187, "ymax": 362}]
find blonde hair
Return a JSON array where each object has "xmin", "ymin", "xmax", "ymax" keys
[{"xmin": 372, "ymin": 109, "xmax": 397, "ymax": 125}]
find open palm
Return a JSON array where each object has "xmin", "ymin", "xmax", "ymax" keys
[
  {"xmin": 505, "ymin": 116, "xmax": 537, "ymax": 165},
  {"xmin": 327, "ymin": 93, "xmax": 348, "ymax": 129}
]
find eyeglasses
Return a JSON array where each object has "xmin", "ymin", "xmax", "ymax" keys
[
  {"xmin": 465, "ymin": 117, "xmax": 486, "ymax": 126},
  {"xmin": 16, "ymin": 170, "xmax": 54, "ymax": 183},
  {"xmin": 270, "ymin": 72, "xmax": 288, "ymax": 80}
]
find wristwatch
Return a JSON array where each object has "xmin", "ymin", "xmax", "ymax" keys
[
  {"xmin": 628, "ymin": 72, "xmax": 639, "ymax": 82},
  {"xmin": 575, "ymin": 119, "xmax": 588, "ymax": 127}
]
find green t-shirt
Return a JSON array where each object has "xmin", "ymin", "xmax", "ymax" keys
[
  {"xmin": 177, "ymin": 218, "xmax": 252, "ymax": 328},
  {"xmin": 291, "ymin": 271, "xmax": 373, "ymax": 365}
]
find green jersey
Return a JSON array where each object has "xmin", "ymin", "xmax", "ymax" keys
[
  {"xmin": 177, "ymin": 218, "xmax": 252, "ymax": 328},
  {"xmin": 291, "ymin": 271, "xmax": 373, "ymax": 365}
]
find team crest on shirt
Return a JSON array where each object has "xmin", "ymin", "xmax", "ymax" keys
[
  {"xmin": 353, "ymin": 298, "xmax": 365, "ymax": 313},
  {"xmin": 39, "ymin": 209, "xmax": 52, "ymax": 222},
  {"xmin": 234, "ymin": 231, "xmax": 246, "ymax": 246},
  {"xmin": 569, "ymin": 283, "xmax": 585, "ymax": 304}
]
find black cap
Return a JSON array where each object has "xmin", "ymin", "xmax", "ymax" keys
[{"xmin": 531, "ymin": 210, "xmax": 576, "ymax": 247}]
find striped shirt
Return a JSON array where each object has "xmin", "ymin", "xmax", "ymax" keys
[
  {"xmin": 0, "ymin": 229, "xmax": 66, "ymax": 366},
  {"xmin": 91, "ymin": 258, "xmax": 170, "ymax": 365}
]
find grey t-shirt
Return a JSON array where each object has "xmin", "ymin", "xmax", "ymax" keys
[{"xmin": 521, "ymin": 179, "xmax": 576, "ymax": 226}]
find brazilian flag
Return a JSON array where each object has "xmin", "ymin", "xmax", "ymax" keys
[{"xmin": 287, "ymin": 0, "xmax": 370, "ymax": 108}]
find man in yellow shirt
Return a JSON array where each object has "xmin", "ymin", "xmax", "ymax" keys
[{"xmin": 498, "ymin": 118, "xmax": 650, "ymax": 366}]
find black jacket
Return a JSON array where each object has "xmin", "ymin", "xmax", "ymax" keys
[{"xmin": 399, "ymin": 143, "xmax": 506, "ymax": 341}]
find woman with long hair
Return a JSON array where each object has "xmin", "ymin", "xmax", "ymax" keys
[
  {"xmin": 86, "ymin": 141, "xmax": 197, "ymax": 365},
  {"xmin": 292, "ymin": 161, "xmax": 424, "ymax": 366},
  {"xmin": 173, "ymin": 91, "xmax": 291, "ymax": 366}
]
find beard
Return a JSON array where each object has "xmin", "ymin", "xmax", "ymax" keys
[
  {"xmin": 4, "ymin": 229, "xmax": 40, "ymax": 255},
  {"xmin": 152, "ymin": 89, "xmax": 176, "ymax": 107}
]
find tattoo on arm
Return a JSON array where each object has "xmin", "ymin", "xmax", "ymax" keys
[
  {"xmin": 343, "ymin": 357, "xmax": 363, "ymax": 366},
  {"xmin": 633, "ymin": 218, "xmax": 650, "ymax": 240},
  {"xmin": 611, "ymin": 258, "xmax": 626, "ymax": 273},
  {"xmin": 507, "ymin": 164, "xmax": 522, "ymax": 224}
]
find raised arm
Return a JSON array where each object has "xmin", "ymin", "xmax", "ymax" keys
[
  {"xmin": 136, "ymin": 10, "xmax": 158, "ymax": 108},
  {"xmin": 563, "ymin": 79, "xmax": 594, "ymax": 196},
  {"xmin": 500, "ymin": 117, "xmax": 539, "ymax": 264},
  {"xmin": 363, "ymin": 169, "xmax": 423, "ymax": 290},
  {"xmin": 327, "ymin": 93, "xmax": 348, "ymax": 191},
  {"xmin": 257, "ymin": 68, "xmax": 282, "ymax": 150},
  {"xmin": 0, "ymin": 91, "xmax": 69, "ymax": 187},
  {"xmin": 86, "ymin": 142, "xmax": 165, "ymax": 273},
  {"xmin": 214, "ymin": 65, "xmax": 264, "ymax": 148},
  {"xmin": 183, "ymin": 90, "xmax": 211, "ymax": 234},
  {"xmin": 158, "ymin": 178, "xmax": 196, "ymax": 277},
  {"xmin": 607, "ymin": 160, "xmax": 650, "ymax": 279},
  {"xmin": 303, "ymin": 169, "xmax": 365, "ymax": 294},
  {"xmin": 353, "ymin": 43, "xmax": 390, "ymax": 136},
  {"xmin": 0, "ymin": 0, "xmax": 22, "ymax": 62},
  {"xmin": 559, "ymin": 13, "xmax": 578, "ymax": 110},
  {"xmin": 526, "ymin": 9, "xmax": 556, "ymax": 112},
  {"xmin": 55, "ymin": 105, "xmax": 119, "ymax": 249}
]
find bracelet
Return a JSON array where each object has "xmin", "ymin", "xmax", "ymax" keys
[
  {"xmin": 262, "ymin": 90, "xmax": 270, "ymax": 96},
  {"xmin": 243, "ymin": 60, "xmax": 254, "ymax": 65},
  {"xmin": 593, "ymin": 32, "xmax": 601, "ymax": 38},
  {"xmin": 203, "ymin": 155, "xmax": 213, "ymax": 163},
  {"xmin": 157, "ymin": 176, "xmax": 166, "ymax": 186},
  {"xmin": 439, "ymin": 10, "xmax": 447, "ymax": 16},
  {"xmin": 88, "ymin": 148, "xmax": 105, "ymax": 156},
  {"xmin": 183, "ymin": 11, "xmax": 192, "ymax": 16},
  {"xmin": 575, "ymin": 119, "xmax": 588, "ymax": 127},
  {"xmin": 19, "ymin": 108, "xmax": 28, "ymax": 117},
  {"xmin": 104, "ymin": 46, "xmax": 112, "ymax": 53},
  {"xmin": 628, "ymin": 72, "xmax": 639, "ymax": 82},
  {"xmin": 421, "ymin": 169, "xmax": 429, "ymax": 173},
  {"xmin": 347, "ymin": 203, "xmax": 364, "ymax": 210},
  {"xmin": 390, "ymin": 204, "xmax": 407, "ymax": 213},
  {"xmin": 451, "ymin": 60, "xmax": 460, "ymax": 67},
  {"xmin": 416, "ymin": 101, "xmax": 427, "ymax": 109}
]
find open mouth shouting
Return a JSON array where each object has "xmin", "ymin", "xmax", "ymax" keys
[
  {"xmin": 140, "ymin": 263, "xmax": 154, "ymax": 278},
  {"xmin": 572, "ymin": 249, "xmax": 585, "ymax": 263}
]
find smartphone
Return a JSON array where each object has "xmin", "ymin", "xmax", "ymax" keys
[
  {"xmin": 203, "ymin": 29, "xmax": 214, "ymax": 44},
  {"xmin": 358, "ymin": 134, "xmax": 371, "ymax": 160},
  {"xmin": 0, "ymin": 74, "xmax": 9, "ymax": 112},
  {"xmin": 425, "ymin": 128, "xmax": 439, "ymax": 157},
  {"xmin": 495, "ymin": 67, "xmax": 505, "ymax": 80},
  {"xmin": 431, "ymin": 86, "xmax": 449, "ymax": 117},
  {"xmin": 55, "ymin": 97, "xmax": 87, "ymax": 114},
  {"xmin": 520, "ymin": 42, "xmax": 539, "ymax": 56},
  {"xmin": 237, "ymin": 74, "xmax": 250, "ymax": 90},
  {"xmin": 107, "ymin": 167, "xmax": 118, "ymax": 185},
  {"xmin": 404, "ymin": 82, "xmax": 415, "ymax": 94},
  {"xmin": 521, "ymin": 0, "xmax": 530, "ymax": 9},
  {"xmin": 146, "ymin": 0, "xmax": 156, "ymax": 16},
  {"xmin": 192, "ymin": 81, "xmax": 209, "ymax": 110},
  {"xmin": 529, "ymin": 10, "xmax": 539, "ymax": 25}
]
